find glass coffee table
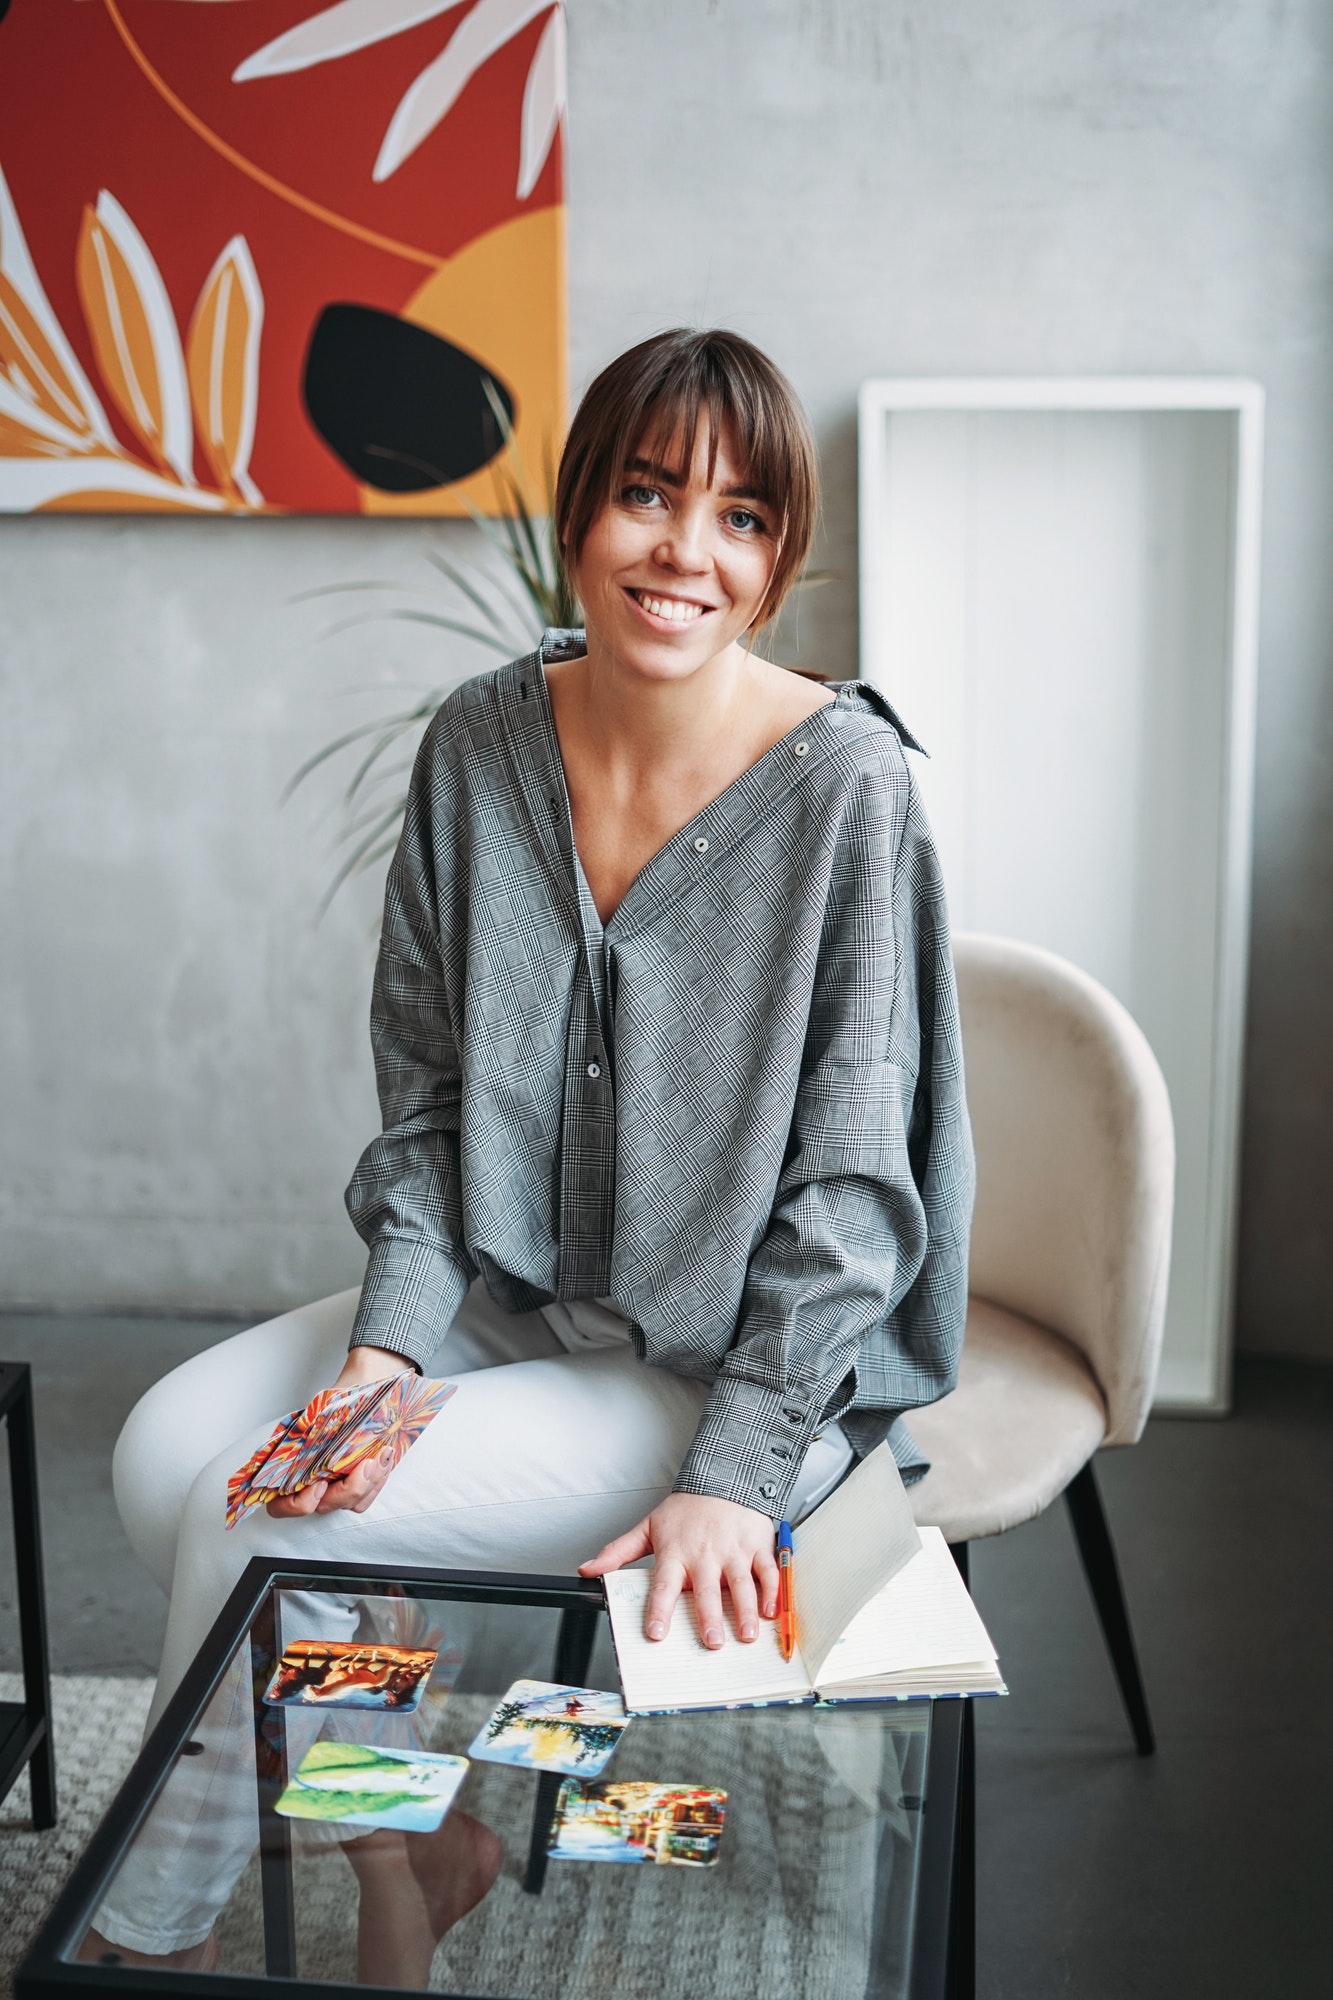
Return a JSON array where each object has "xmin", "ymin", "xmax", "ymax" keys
[{"xmin": 17, "ymin": 1559, "xmax": 972, "ymax": 2000}]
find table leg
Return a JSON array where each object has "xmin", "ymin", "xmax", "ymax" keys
[
  {"xmin": 523, "ymin": 1605, "xmax": 602, "ymax": 1895},
  {"xmin": 7, "ymin": 1369, "xmax": 56, "ymax": 1829},
  {"xmin": 250, "ymin": 1588, "xmax": 297, "ymax": 1978}
]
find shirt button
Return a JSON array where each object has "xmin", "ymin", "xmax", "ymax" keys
[
  {"xmin": 759, "ymin": 1480, "xmax": 777, "ymax": 1499},
  {"xmin": 586, "ymin": 1062, "xmax": 601, "ymax": 1079},
  {"xmin": 693, "ymin": 836, "xmax": 709, "ymax": 853},
  {"xmin": 794, "ymin": 742, "xmax": 809, "ymax": 757}
]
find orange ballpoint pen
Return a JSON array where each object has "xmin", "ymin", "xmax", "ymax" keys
[{"xmin": 777, "ymin": 1520, "xmax": 796, "ymax": 1661}]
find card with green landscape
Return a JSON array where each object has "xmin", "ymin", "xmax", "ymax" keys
[{"xmin": 275, "ymin": 1739, "xmax": 469, "ymax": 1833}]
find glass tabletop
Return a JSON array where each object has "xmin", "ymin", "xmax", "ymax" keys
[{"xmin": 28, "ymin": 1564, "xmax": 957, "ymax": 2000}]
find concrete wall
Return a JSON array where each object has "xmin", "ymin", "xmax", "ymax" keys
[{"xmin": 3, "ymin": 2, "xmax": 1330, "ymax": 1356}]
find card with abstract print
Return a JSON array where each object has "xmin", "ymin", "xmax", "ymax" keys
[{"xmin": 225, "ymin": 1376, "xmax": 456, "ymax": 1527}]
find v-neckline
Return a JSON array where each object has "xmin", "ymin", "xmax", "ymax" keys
[{"xmin": 530, "ymin": 654, "xmax": 844, "ymax": 933}]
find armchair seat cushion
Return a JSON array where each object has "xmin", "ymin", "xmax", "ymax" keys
[{"xmin": 905, "ymin": 1297, "xmax": 1108, "ymax": 1544}]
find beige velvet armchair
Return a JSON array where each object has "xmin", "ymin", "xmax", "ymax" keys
[{"xmin": 910, "ymin": 930, "xmax": 1176, "ymax": 1757}]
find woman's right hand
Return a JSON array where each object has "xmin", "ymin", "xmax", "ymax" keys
[{"xmin": 265, "ymin": 1346, "xmax": 417, "ymax": 1518}]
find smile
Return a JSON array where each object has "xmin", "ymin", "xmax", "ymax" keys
[{"xmin": 628, "ymin": 589, "xmax": 711, "ymax": 625}]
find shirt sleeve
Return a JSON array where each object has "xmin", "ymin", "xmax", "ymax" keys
[
  {"xmin": 343, "ymin": 715, "xmax": 476, "ymax": 1370},
  {"xmin": 672, "ymin": 751, "xmax": 974, "ymax": 1517}
]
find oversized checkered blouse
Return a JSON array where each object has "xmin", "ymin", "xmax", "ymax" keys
[{"xmin": 345, "ymin": 631, "xmax": 974, "ymax": 1519}]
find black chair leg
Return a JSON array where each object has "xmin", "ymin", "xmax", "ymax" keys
[
  {"xmin": 1064, "ymin": 1460, "xmax": 1155, "ymax": 1756},
  {"xmin": 945, "ymin": 1542, "xmax": 975, "ymax": 2000}
]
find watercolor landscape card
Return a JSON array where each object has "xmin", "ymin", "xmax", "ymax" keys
[
  {"xmin": 547, "ymin": 1781, "xmax": 727, "ymax": 1867},
  {"xmin": 275, "ymin": 1740, "xmax": 468, "ymax": 1835},
  {"xmin": 469, "ymin": 1680, "xmax": 630, "ymax": 1777},
  {"xmin": 264, "ymin": 1641, "xmax": 438, "ymax": 1713}
]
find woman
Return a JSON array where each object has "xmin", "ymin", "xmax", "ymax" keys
[{"xmin": 96, "ymin": 328, "xmax": 973, "ymax": 1981}]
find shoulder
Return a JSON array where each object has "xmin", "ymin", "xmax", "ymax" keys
[
  {"xmin": 415, "ymin": 649, "xmax": 542, "ymax": 770},
  {"xmin": 823, "ymin": 680, "xmax": 926, "ymax": 757}
]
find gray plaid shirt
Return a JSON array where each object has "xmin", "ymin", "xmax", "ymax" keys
[{"xmin": 346, "ymin": 631, "xmax": 973, "ymax": 1519}]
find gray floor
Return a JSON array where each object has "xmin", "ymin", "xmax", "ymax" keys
[{"xmin": 1, "ymin": 1315, "xmax": 1329, "ymax": 1997}]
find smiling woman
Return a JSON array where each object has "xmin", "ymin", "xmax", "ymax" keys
[{"xmin": 98, "ymin": 327, "xmax": 974, "ymax": 1984}]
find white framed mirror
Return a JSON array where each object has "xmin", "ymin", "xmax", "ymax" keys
[{"xmin": 859, "ymin": 379, "xmax": 1265, "ymax": 1411}]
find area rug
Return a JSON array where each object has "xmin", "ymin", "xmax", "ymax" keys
[
  {"xmin": 0, "ymin": 1682, "xmax": 923, "ymax": 1998},
  {"xmin": 0, "ymin": 1674, "xmax": 154, "ymax": 1999}
]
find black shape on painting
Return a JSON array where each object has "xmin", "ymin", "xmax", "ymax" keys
[{"xmin": 303, "ymin": 304, "xmax": 515, "ymax": 492}]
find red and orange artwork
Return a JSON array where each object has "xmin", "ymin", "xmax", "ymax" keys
[{"xmin": 0, "ymin": 0, "xmax": 568, "ymax": 514}]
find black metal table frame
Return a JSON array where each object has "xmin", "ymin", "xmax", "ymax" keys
[
  {"xmin": 18, "ymin": 1555, "xmax": 973, "ymax": 2000},
  {"xmin": 0, "ymin": 1360, "xmax": 56, "ymax": 1831}
]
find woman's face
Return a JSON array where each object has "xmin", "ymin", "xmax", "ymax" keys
[{"xmin": 571, "ymin": 419, "xmax": 779, "ymax": 682}]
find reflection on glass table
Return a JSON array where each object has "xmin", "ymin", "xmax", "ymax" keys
[{"xmin": 17, "ymin": 1562, "xmax": 966, "ymax": 2000}]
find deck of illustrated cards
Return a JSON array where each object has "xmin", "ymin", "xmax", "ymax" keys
[
  {"xmin": 264, "ymin": 1640, "xmax": 440, "ymax": 1712},
  {"xmin": 275, "ymin": 1739, "xmax": 468, "ymax": 1833},
  {"xmin": 225, "ymin": 1376, "xmax": 456, "ymax": 1527},
  {"xmin": 468, "ymin": 1679, "xmax": 629, "ymax": 1776},
  {"xmin": 547, "ymin": 1780, "xmax": 727, "ymax": 1867}
]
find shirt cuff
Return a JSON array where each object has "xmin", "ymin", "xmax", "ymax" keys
[
  {"xmin": 348, "ymin": 1235, "xmax": 471, "ymax": 1374},
  {"xmin": 672, "ymin": 1372, "xmax": 840, "ymax": 1518}
]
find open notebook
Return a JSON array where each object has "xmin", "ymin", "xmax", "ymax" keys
[{"xmin": 605, "ymin": 1444, "xmax": 1005, "ymax": 1712}]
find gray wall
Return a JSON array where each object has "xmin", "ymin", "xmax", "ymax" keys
[{"xmin": 2, "ymin": 2, "xmax": 1330, "ymax": 1357}]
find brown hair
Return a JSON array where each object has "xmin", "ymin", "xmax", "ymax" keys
[{"xmin": 555, "ymin": 328, "xmax": 819, "ymax": 630}]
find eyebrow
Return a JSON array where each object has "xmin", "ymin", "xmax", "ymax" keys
[{"xmin": 625, "ymin": 456, "xmax": 767, "ymax": 504}]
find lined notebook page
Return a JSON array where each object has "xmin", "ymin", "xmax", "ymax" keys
[
  {"xmin": 816, "ymin": 1528, "xmax": 999, "ymax": 1690},
  {"xmin": 604, "ymin": 1571, "xmax": 813, "ymax": 1711},
  {"xmin": 793, "ymin": 1444, "xmax": 923, "ymax": 1680}
]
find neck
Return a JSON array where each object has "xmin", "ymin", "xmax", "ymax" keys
[{"xmin": 565, "ymin": 627, "xmax": 761, "ymax": 776}]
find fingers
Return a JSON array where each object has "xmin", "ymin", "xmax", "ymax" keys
[
  {"xmin": 578, "ymin": 1519, "xmax": 653, "ymax": 1577},
  {"xmin": 690, "ymin": 1565, "xmax": 727, "ymax": 1650},
  {"xmin": 266, "ymin": 1481, "xmax": 327, "ymax": 1519},
  {"xmin": 753, "ymin": 1547, "xmax": 781, "ymax": 1621},
  {"xmin": 318, "ymin": 1458, "xmax": 389, "ymax": 1514},
  {"xmin": 725, "ymin": 1561, "xmax": 761, "ymax": 1643},
  {"xmin": 645, "ymin": 1557, "xmax": 688, "ymax": 1643}
]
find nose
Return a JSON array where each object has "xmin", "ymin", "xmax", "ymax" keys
[{"xmin": 654, "ymin": 501, "xmax": 711, "ymax": 574}]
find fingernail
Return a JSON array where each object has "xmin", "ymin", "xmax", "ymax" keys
[
  {"xmin": 647, "ymin": 1620, "xmax": 665, "ymax": 1640},
  {"xmin": 705, "ymin": 1627, "xmax": 723, "ymax": 1647},
  {"xmin": 741, "ymin": 1623, "xmax": 757, "ymax": 1642}
]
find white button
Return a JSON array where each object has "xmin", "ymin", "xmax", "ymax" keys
[
  {"xmin": 587, "ymin": 1062, "xmax": 601, "ymax": 1078},
  {"xmin": 693, "ymin": 836, "xmax": 709, "ymax": 853},
  {"xmin": 794, "ymin": 742, "xmax": 809, "ymax": 757},
  {"xmin": 760, "ymin": 1481, "xmax": 777, "ymax": 1499}
]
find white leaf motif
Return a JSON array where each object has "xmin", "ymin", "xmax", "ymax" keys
[
  {"xmin": 90, "ymin": 191, "xmax": 195, "ymax": 486},
  {"xmin": 0, "ymin": 162, "xmax": 115, "ymax": 447},
  {"xmin": 374, "ymin": 0, "xmax": 554, "ymax": 183},
  {"xmin": 233, "ymin": 0, "xmax": 467, "ymax": 82},
  {"xmin": 517, "ymin": 5, "xmax": 565, "ymax": 200}
]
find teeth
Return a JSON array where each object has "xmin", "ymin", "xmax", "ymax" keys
[{"xmin": 634, "ymin": 591, "xmax": 706, "ymax": 623}]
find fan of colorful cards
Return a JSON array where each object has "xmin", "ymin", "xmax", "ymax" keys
[{"xmin": 225, "ymin": 1375, "xmax": 457, "ymax": 1528}]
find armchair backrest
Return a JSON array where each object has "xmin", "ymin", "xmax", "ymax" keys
[{"xmin": 952, "ymin": 932, "xmax": 1175, "ymax": 1445}]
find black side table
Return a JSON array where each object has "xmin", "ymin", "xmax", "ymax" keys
[{"xmin": 0, "ymin": 1362, "xmax": 56, "ymax": 1828}]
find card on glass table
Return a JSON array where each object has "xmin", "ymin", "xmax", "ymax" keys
[
  {"xmin": 275, "ymin": 1740, "xmax": 468, "ymax": 1833},
  {"xmin": 224, "ymin": 1375, "xmax": 456, "ymax": 1527},
  {"xmin": 468, "ymin": 1679, "xmax": 630, "ymax": 1776},
  {"xmin": 547, "ymin": 1780, "xmax": 727, "ymax": 1867},
  {"xmin": 263, "ymin": 1640, "xmax": 440, "ymax": 1712}
]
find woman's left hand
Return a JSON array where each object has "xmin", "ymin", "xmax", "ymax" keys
[{"xmin": 579, "ymin": 1493, "xmax": 779, "ymax": 1649}]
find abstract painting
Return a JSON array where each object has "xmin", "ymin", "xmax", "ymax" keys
[{"xmin": 0, "ymin": 1, "xmax": 567, "ymax": 514}]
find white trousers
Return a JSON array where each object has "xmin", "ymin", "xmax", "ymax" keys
[{"xmin": 100, "ymin": 1283, "xmax": 852, "ymax": 1952}]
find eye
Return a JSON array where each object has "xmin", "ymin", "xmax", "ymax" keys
[
  {"xmin": 725, "ymin": 507, "xmax": 767, "ymax": 534},
  {"xmin": 621, "ymin": 483, "xmax": 663, "ymax": 508}
]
